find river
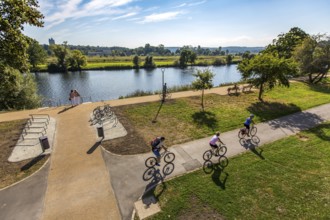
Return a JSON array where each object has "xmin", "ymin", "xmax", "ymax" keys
[{"xmin": 34, "ymin": 65, "xmax": 242, "ymax": 106}]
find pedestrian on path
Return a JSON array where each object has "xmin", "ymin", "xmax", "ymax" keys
[
  {"xmin": 69, "ymin": 90, "xmax": 75, "ymax": 106},
  {"xmin": 73, "ymin": 89, "xmax": 81, "ymax": 105}
]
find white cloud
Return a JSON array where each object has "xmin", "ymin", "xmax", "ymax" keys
[
  {"xmin": 112, "ymin": 12, "xmax": 137, "ymax": 20},
  {"xmin": 139, "ymin": 11, "xmax": 183, "ymax": 24},
  {"xmin": 43, "ymin": 0, "xmax": 135, "ymax": 29}
]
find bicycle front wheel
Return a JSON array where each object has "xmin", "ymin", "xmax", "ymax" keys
[
  {"xmin": 218, "ymin": 146, "xmax": 227, "ymax": 156},
  {"xmin": 250, "ymin": 126, "xmax": 257, "ymax": 136},
  {"xmin": 203, "ymin": 150, "xmax": 213, "ymax": 160},
  {"xmin": 164, "ymin": 152, "xmax": 175, "ymax": 163},
  {"xmin": 145, "ymin": 157, "xmax": 157, "ymax": 167}
]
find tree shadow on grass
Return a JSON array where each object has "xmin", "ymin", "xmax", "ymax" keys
[
  {"xmin": 306, "ymin": 122, "xmax": 330, "ymax": 142},
  {"xmin": 247, "ymin": 101, "xmax": 302, "ymax": 122},
  {"xmin": 192, "ymin": 111, "xmax": 218, "ymax": 131},
  {"xmin": 307, "ymin": 82, "xmax": 330, "ymax": 95}
]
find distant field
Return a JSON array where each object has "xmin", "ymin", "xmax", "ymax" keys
[{"xmin": 36, "ymin": 55, "xmax": 241, "ymax": 71}]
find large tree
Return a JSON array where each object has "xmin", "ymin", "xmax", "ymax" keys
[
  {"xmin": 67, "ymin": 50, "xmax": 87, "ymax": 71},
  {"xmin": 27, "ymin": 37, "xmax": 47, "ymax": 70},
  {"xmin": 264, "ymin": 27, "xmax": 308, "ymax": 59},
  {"xmin": 238, "ymin": 53, "xmax": 298, "ymax": 101},
  {"xmin": 50, "ymin": 42, "xmax": 70, "ymax": 72},
  {"xmin": 0, "ymin": 0, "xmax": 44, "ymax": 72},
  {"xmin": 191, "ymin": 68, "xmax": 214, "ymax": 111},
  {"xmin": 179, "ymin": 49, "xmax": 197, "ymax": 67},
  {"xmin": 0, "ymin": 0, "xmax": 44, "ymax": 110},
  {"xmin": 293, "ymin": 34, "xmax": 330, "ymax": 84}
]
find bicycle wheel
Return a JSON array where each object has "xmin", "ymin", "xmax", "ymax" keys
[
  {"xmin": 251, "ymin": 136, "xmax": 260, "ymax": 145},
  {"xmin": 143, "ymin": 167, "xmax": 156, "ymax": 181},
  {"xmin": 203, "ymin": 150, "xmax": 213, "ymax": 160},
  {"xmin": 238, "ymin": 129, "xmax": 246, "ymax": 139},
  {"xmin": 250, "ymin": 126, "xmax": 257, "ymax": 136},
  {"xmin": 164, "ymin": 152, "xmax": 175, "ymax": 163},
  {"xmin": 218, "ymin": 156, "xmax": 229, "ymax": 168},
  {"xmin": 203, "ymin": 160, "xmax": 213, "ymax": 174},
  {"xmin": 145, "ymin": 157, "xmax": 157, "ymax": 168},
  {"xmin": 218, "ymin": 146, "xmax": 227, "ymax": 156},
  {"xmin": 163, "ymin": 163, "xmax": 174, "ymax": 176}
]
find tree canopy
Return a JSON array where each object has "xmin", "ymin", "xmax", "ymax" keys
[
  {"xmin": 293, "ymin": 34, "xmax": 330, "ymax": 84},
  {"xmin": 191, "ymin": 68, "xmax": 214, "ymax": 111},
  {"xmin": 238, "ymin": 52, "xmax": 297, "ymax": 101},
  {"xmin": 0, "ymin": 0, "xmax": 44, "ymax": 72}
]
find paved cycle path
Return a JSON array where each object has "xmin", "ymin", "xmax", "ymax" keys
[
  {"xmin": 103, "ymin": 103, "xmax": 330, "ymax": 220},
  {"xmin": 0, "ymin": 84, "xmax": 328, "ymax": 220}
]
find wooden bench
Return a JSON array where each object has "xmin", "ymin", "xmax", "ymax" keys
[
  {"xmin": 227, "ymin": 84, "xmax": 240, "ymax": 95},
  {"xmin": 242, "ymin": 84, "xmax": 253, "ymax": 92}
]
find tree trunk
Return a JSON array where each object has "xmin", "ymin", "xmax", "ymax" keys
[
  {"xmin": 258, "ymin": 84, "xmax": 264, "ymax": 102},
  {"xmin": 201, "ymin": 89, "xmax": 204, "ymax": 111}
]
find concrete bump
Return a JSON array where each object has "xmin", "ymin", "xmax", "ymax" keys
[{"xmin": 182, "ymin": 159, "xmax": 202, "ymax": 172}]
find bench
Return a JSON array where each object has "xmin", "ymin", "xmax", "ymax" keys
[
  {"xmin": 227, "ymin": 84, "xmax": 240, "ymax": 95},
  {"xmin": 242, "ymin": 84, "xmax": 253, "ymax": 92}
]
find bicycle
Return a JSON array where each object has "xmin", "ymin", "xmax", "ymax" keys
[
  {"xmin": 145, "ymin": 150, "xmax": 175, "ymax": 168},
  {"xmin": 238, "ymin": 124, "xmax": 257, "ymax": 139},
  {"xmin": 203, "ymin": 143, "xmax": 227, "ymax": 161}
]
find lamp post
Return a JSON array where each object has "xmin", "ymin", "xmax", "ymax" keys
[{"xmin": 161, "ymin": 68, "xmax": 165, "ymax": 87}]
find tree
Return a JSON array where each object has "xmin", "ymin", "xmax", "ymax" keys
[
  {"xmin": 179, "ymin": 49, "xmax": 197, "ymax": 67},
  {"xmin": 0, "ymin": 64, "xmax": 40, "ymax": 110},
  {"xmin": 264, "ymin": 27, "xmax": 308, "ymax": 59},
  {"xmin": 238, "ymin": 53, "xmax": 297, "ymax": 101},
  {"xmin": 226, "ymin": 54, "xmax": 233, "ymax": 64},
  {"xmin": 50, "ymin": 42, "xmax": 70, "ymax": 72},
  {"xmin": 293, "ymin": 34, "xmax": 330, "ymax": 84},
  {"xmin": 143, "ymin": 56, "xmax": 155, "ymax": 68},
  {"xmin": 27, "ymin": 37, "xmax": 47, "ymax": 70},
  {"xmin": 0, "ymin": 0, "xmax": 44, "ymax": 110},
  {"xmin": 67, "ymin": 50, "xmax": 87, "ymax": 71},
  {"xmin": 0, "ymin": 0, "xmax": 44, "ymax": 72},
  {"xmin": 191, "ymin": 68, "xmax": 215, "ymax": 111},
  {"xmin": 132, "ymin": 55, "xmax": 140, "ymax": 68}
]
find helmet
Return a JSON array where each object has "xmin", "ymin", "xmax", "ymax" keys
[{"xmin": 250, "ymin": 114, "xmax": 254, "ymax": 118}]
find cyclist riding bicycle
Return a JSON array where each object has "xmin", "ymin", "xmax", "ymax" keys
[
  {"xmin": 151, "ymin": 136, "xmax": 167, "ymax": 166},
  {"xmin": 244, "ymin": 114, "xmax": 255, "ymax": 137},
  {"xmin": 209, "ymin": 131, "xmax": 225, "ymax": 153}
]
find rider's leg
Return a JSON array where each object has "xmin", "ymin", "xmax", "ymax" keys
[{"xmin": 153, "ymin": 149, "xmax": 161, "ymax": 166}]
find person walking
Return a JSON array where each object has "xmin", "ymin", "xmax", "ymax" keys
[
  {"xmin": 69, "ymin": 90, "xmax": 75, "ymax": 106},
  {"xmin": 73, "ymin": 89, "xmax": 81, "ymax": 105}
]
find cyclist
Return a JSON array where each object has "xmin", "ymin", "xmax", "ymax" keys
[
  {"xmin": 244, "ymin": 114, "xmax": 255, "ymax": 137},
  {"xmin": 151, "ymin": 136, "xmax": 167, "ymax": 166},
  {"xmin": 209, "ymin": 131, "xmax": 225, "ymax": 154}
]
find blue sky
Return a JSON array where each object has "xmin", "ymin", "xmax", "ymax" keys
[{"xmin": 24, "ymin": 0, "xmax": 330, "ymax": 48}]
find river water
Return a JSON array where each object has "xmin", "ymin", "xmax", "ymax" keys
[{"xmin": 34, "ymin": 65, "xmax": 242, "ymax": 105}]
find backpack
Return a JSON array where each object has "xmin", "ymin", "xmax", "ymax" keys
[{"xmin": 150, "ymin": 137, "xmax": 161, "ymax": 149}]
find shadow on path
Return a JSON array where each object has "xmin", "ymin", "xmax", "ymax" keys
[
  {"xmin": 86, "ymin": 139, "xmax": 103, "ymax": 154},
  {"xmin": 239, "ymin": 138, "xmax": 265, "ymax": 160}
]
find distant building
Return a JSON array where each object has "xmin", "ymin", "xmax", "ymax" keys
[{"xmin": 48, "ymin": 38, "xmax": 55, "ymax": 45}]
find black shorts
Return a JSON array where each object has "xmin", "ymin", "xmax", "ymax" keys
[
  {"xmin": 244, "ymin": 123, "xmax": 250, "ymax": 129},
  {"xmin": 209, "ymin": 143, "xmax": 218, "ymax": 148}
]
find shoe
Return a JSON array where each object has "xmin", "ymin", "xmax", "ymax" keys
[{"xmin": 155, "ymin": 163, "xmax": 160, "ymax": 166}]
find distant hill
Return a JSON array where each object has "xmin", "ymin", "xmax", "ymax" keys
[{"xmin": 166, "ymin": 46, "xmax": 264, "ymax": 54}]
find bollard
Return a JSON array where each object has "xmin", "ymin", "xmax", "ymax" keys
[
  {"xmin": 39, "ymin": 136, "xmax": 50, "ymax": 151},
  {"xmin": 97, "ymin": 126, "xmax": 104, "ymax": 138}
]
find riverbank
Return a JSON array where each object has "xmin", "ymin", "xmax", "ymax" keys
[{"xmin": 35, "ymin": 55, "xmax": 241, "ymax": 72}]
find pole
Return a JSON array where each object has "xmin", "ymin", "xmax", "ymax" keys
[{"xmin": 161, "ymin": 68, "xmax": 165, "ymax": 87}]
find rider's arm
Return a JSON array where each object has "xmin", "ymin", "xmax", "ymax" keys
[
  {"xmin": 218, "ymin": 138, "xmax": 225, "ymax": 145},
  {"xmin": 162, "ymin": 144, "xmax": 168, "ymax": 151}
]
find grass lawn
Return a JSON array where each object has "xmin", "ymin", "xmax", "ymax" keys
[
  {"xmin": 146, "ymin": 122, "xmax": 330, "ymax": 219},
  {"xmin": 0, "ymin": 120, "xmax": 49, "ymax": 189},
  {"xmin": 105, "ymin": 81, "xmax": 330, "ymax": 155}
]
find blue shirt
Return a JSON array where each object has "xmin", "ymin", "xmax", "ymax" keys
[{"xmin": 244, "ymin": 117, "xmax": 252, "ymax": 125}]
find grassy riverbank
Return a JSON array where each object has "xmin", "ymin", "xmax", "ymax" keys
[
  {"xmin": 36, "ymin": 55, "xmax": 242, "ymax": 72},
  {"xmin": 104, "ymin": 81, "xmax": 330, "ymax": 155},
  {"xmin": 145, "ymin": 121, "xmax": 330, "ymax": 219}
]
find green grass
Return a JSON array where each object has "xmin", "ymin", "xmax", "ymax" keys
[
  {"xmin": 147, "ymin": 122, "xmax": 330, "ymax": 219},
  {"xmin": 113, "ymin": 82, "xmax": 330, "ymax": 147}
]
